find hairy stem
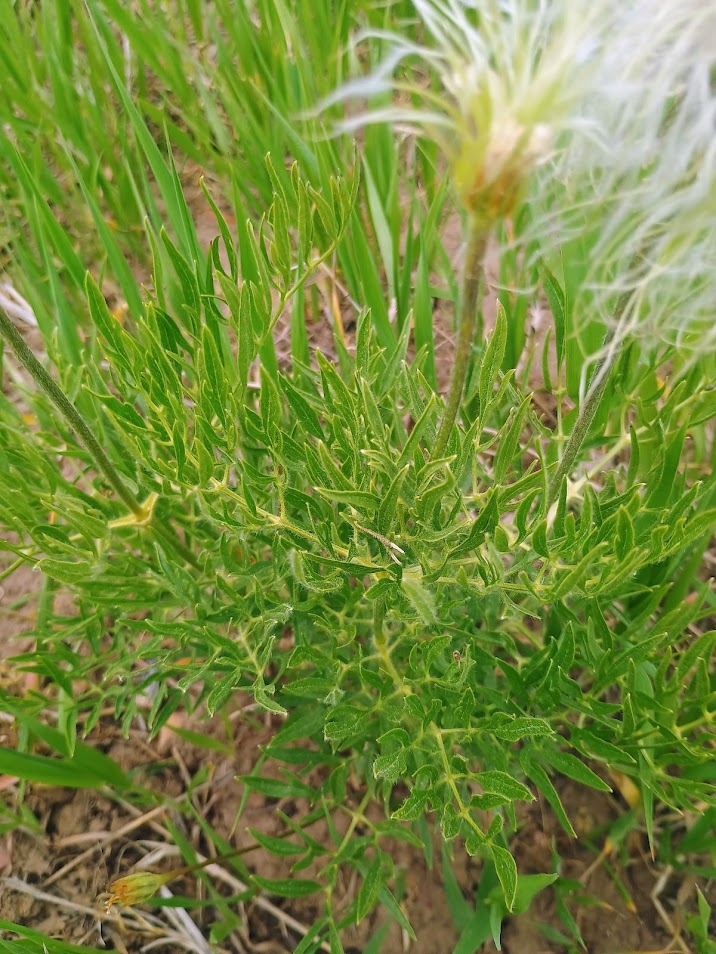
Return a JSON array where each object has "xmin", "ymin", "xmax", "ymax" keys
[
  {"xmin": 544, "ymin": 284, "xmax": 639, "ymax": 511},
  {"xmin": 546, "ymin": 354, "xmax": 612, "ymax": 509},
  {"xmin": 0, "ymin": 309, "xmax": 199, "ymax": 568},
  {"xmin": 433, "ymin": 226, "xmax": 487, "ymax": 458},
  {"xmin": 0, "ymin": 308, "xmax": 141, "ymax": 514}
]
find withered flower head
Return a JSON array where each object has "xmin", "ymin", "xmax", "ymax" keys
[{"xmin": 105, "ymin": 870, "xmax": 178, "ymax": 911}]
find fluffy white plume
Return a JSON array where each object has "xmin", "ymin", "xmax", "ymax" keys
[{"xmin": 326, "ymin": 0, "xmax": 716, "ymax": 368}]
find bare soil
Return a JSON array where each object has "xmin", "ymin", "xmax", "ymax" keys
[{"xmin": 1, "ymin": 655, "xmax": 712, "ymax": 954}]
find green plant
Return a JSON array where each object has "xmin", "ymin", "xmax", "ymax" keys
[
  {"xmin": 687, "ymin": 888, "xmax": 716, "ymax": 954},
  {"xmin": 0, "ymin": 1, "xmax": 715, "ymax": 951}
]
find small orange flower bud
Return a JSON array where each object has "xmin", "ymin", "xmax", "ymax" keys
[{"xmin": 105, "ymin": 870, "xmax": 178, "ymax": 911}]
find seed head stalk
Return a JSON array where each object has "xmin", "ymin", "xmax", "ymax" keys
[
  {"xmin": 546, "ymin": 286, "xmax": 635, "ymax": 508},
  {"xmin": 0, "ymin": 308, "xmax": 140, "ymax": 514},
  {"xmin": 433, "ymin": 225, "xmax": 487, "ymax": 459},
  {"xmin": 0, "ymin": 308, "xmax": 199, "ymax": 569},
  {"xmin": 546, "ymin": 354, "xmax": 611, "ymax": 509}
]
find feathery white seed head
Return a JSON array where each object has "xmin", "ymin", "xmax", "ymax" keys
[{"xmin": 327, "ymin": 0, "xmax": 716, "ymax": 363}]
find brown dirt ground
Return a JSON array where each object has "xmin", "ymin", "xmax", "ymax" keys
[
  {"xmin": 1, "ymin": 600, "xmax": 713, "ymax": 954},
  {"xmin": 1, "ymin": 730, "xmax": 713, "ymax": 954}
]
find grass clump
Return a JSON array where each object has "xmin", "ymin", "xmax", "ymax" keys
[{"xmin": 0, "ymin": 2, "xmax": 714, "ymax": 952}]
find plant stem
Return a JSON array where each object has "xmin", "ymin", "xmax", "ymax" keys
[
  {"xmin": 431, "ymin": 726, "xmax": 485, "ymax": 841},
  {"xmin": 0, "ymin": 309, "xmax": 141, "ymax": 513},
  {"xmin": 373, "ymin": 596, "xmax": 386, "ymax": 645},
  {"xmin": 0, "ymin": 308, "xmax": 199, "ymax": 568},
  {"xmin": 546, "ymin": 283, "xmax": 638, "ymax": 510},
  {"xmin": 546, "ymin": 353, "xmax": 612, "ymax": 509},
  {"xmin": 433, "ymin": 225, "xmax": 487, "ymax": 459}
]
